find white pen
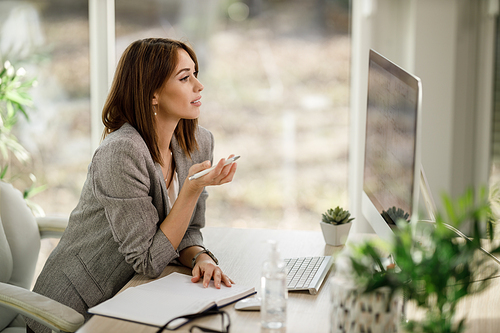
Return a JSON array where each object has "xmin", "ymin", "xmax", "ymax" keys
[{"xmin": 188, "ymin": 155, "xmax": 240, "ymax": 181}]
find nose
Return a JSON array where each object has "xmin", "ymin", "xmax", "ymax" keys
[{"xmin": 195, "ymin": 77, "xmax": 204, "ymax": 92}]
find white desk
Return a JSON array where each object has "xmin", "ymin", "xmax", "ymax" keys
[
  {"xmin": 76, "ymin": 228, "xmax": 500, "ymax": 333},
  {"xmin": 77, "ymin": 227, "xmax": 340, "ymax": 333}
]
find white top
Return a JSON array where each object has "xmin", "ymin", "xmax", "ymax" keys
[{"xmin": 167, "ymin": 171, "xmax": 179, "ymax": 210}]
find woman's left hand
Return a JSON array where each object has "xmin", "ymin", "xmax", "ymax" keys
[
  {"xmin": 191, "ymin": 256, "xmax": 234, "ymax": 289},
  {"xmin": 187, "ymin": 155, "xmax": 238, "ymax": 189}
]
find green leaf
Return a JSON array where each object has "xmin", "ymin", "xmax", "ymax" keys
[
  {"xmin": 0, "ymin": 165, "xmax": 7, "ymax": 179},
  {"xmin": 0, "ymin": 140, "xmax": 8, "ymax": 159},
  {"xmin": 5, "ymin": 100, "xmax": 15, "ymax": 119},
  {"xmin": 4, "ymin": 90, "xmax": 32, "ymax": 107},
  {"xmin": 3, "ymin": 134, "xmax": 30, "ymax": 163},
  {"xmin": 23, "ymin": 184, "xmax": 47, "ymax": 199}
]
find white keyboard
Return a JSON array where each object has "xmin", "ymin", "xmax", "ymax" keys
[{"xmin": 284, "ymin": 256, "xmax": 333, "ymax": 295}]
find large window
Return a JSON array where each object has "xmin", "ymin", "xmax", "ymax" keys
[
  {"xmin": 0, "ymin": 1, "xmax": 91, "ymax": 216},
  {"xmin": 1, "ymin": 0, "xmax": 351, "ymax": 231}
]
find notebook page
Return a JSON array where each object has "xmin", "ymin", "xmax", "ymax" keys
[{"xmin": 88, "ymin": 272, "xmax": 255, "ymax": 327}]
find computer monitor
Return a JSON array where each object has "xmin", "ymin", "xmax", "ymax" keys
[{"xmin": 361, "ymin": 49, "xmax": 422, "ymax": 243}]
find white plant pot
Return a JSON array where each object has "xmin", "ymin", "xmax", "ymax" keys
[{"xmin": 320, "ymin": 221, "xmax": 352, "ymax": 246}]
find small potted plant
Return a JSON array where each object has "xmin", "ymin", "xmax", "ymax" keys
[
  {"xmin": 320, "ymin": 206, "xmax": 354, "ymax": 246},
  {"xmin": 382, "ymin": 206, "xmax": 410, "ymax": 229}
]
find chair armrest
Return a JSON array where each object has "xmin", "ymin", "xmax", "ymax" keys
[
  {"xmin": 0, "ymin": 282, "xmax": 84, "ymax": 332},
  {"xmin": 36, "ymin": 216, "xmax": 68, "ymax": 239}
]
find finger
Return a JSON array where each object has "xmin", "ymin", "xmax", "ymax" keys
[
  {"xmin": 213, "ymin": 269, "xmax": 223, "ymax": 289},
  {"xmin": 202, "ymin": 267, "xmax": 213, "ymax": 288},
  {"xmin": 196, "ymin": 161, "xmax": 212, "ymax": 173},
  {"xmin": 213, "ymin": 158, "xmax": 227, "ymax": 174},
  {"xmin": 199, "ymin": 158, "xmax": 226, "ymax": 183},
  {"xmin": 222, "ymin": 159, "xmax": 237, "ymax": 175},
  {"xmin": 191, "ymin": 265, "xmax": 201, "ymax": 283},
  {"xmin": 219, "ymin": 155, "xmax": 236, "ymax": 175},
  {"xmin": 214, "ymin": 155, "xmax": 237, "ymax": 178},
  {"xmin": 221, "ymin": 274, "xmax": 234, "ymax": 287},
  {"xmin": 203, "ymin": 160, "xmax": 232, "ymax": 184},
  {"xmin": 218, "ymin": 163, "xmax": 237, "ymax": 184},
  {"xmin": 212, "ymin": 163, "xmax": 233, "ymax": 183},
  {"xmin": 187, "ymin": 161, "xmax": 212, "ymax": 180}
]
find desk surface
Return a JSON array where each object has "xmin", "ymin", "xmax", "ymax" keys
[
  {"xmin": 77, "ymin": 227, "xmax": 340, "ymax": 333},
  {"xmin": 77, "ymin": 228, "xmax": 500, "ymax": 333}
]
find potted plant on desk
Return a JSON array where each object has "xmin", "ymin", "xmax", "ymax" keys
[
  {"xmin": 320, "ymin": 206, "xmax": 354, "ymax": 246},
  {"xmin": 344, "ymin": 188, "xmax": 500, "ymax": 333}
]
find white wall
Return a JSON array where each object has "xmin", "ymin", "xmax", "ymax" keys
[{"xmin": 349, "ymin": 0, "xmax": 498, "ymax": 235}]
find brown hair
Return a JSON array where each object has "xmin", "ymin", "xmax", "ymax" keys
[{"xmin": 102, "ymin": 38, "xmax": 199, "ymax": 164}]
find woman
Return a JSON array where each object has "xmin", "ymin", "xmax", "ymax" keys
[{"xmin": 26, "ymin": 38, "xmax": 237, "ymax": 333}]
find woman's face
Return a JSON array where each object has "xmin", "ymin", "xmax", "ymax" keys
[{"xmin": 153, "ymin": 48, "xmax": 204, "ymax": 122}]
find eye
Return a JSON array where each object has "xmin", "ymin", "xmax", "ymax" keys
[
  {"xmin": 180, "ymin": 75, "xmax": 189, "ymax": 82},
  {"xmin": 193, "ymin": 71, "xmax": 199, "ymax": 78}
]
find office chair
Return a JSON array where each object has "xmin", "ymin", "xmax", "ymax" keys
[{"xmin": 0, "ymin": 181, "xmax": 84, "ymax": 333}]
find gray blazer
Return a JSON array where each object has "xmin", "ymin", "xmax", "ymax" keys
[{"xmin": 28, "ymin": 123, "xmax": 213, "ymax": 332}]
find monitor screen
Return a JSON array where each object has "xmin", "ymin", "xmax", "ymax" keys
[{"xmin": 362, "ymin": 49, "xmax": 422, "ymax": 237}]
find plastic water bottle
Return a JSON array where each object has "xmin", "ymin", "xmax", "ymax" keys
[{"xmin": 261, "ymin": 240, "xmax": 287, "ymax": 329}]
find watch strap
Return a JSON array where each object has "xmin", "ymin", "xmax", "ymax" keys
[{"xmin": 191, "ymin": 249, "xmax": 218, "ymax": 268}]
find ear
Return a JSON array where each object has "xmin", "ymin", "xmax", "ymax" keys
[{"xmin": 152, "ymin": 94, "xmax": 159, "ymax": 106}]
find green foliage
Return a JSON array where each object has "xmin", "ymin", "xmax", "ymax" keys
[
  {"xmin": 0, "ymin": 60, "xmax": 45, "ymax": 215},
  {"xmin": 0, "ymin": 60, "xmax": 35, "ymax": 165},
  {"xmin": 322, "ymin": 206, "xmax": 354, "ymax": 225},
  {"xmin": 349, "ymin": 188, "xmax": 500, "ymax": 333}
]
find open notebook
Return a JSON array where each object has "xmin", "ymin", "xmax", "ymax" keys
[{"xmin": 89, "ymin": 272, "xmax": 256, "ymax": 327}]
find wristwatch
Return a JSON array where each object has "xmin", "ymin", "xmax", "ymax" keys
[{"xmin": 192, "ymin": 249, "xmax": 218, "ymax": 268}]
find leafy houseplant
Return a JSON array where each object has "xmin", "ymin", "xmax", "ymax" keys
[
  {"xmin": 320, "ymin": 206, "xmax": 354, "ymax": 246},
  {"xmin": 0, "ymin": 61, "xmax": 34, "ymax": 166},
  {"xmin": 348, "ymin": 188, "xmax": 500, "ymax": 333},
  {"xmin": 0, "ymin": 60, "xmax": 45, "ymax": 215}
]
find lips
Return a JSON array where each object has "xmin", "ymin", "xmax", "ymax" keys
[{"xmin": 191, "ymin": 96, "xmax": 202, "ymax": 106}]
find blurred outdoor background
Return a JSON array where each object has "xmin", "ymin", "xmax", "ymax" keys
[{"xmin": 0, "ymin": 0, "xmax": 351, "ymax": 231}]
